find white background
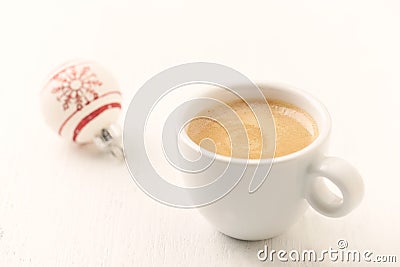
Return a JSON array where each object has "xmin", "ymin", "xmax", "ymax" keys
[{"xmin": 1, "ymin": 0, "xmax": 399, "ymax": 266}]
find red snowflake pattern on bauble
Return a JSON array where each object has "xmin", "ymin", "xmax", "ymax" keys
[{"xmin": 51, "ymin": 65, "xmax": 102, "ymax": 111}]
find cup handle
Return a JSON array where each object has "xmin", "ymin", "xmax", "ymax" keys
[{"xmin": 304, "ymin": 157, "xmax": 364, "ymax": 218}]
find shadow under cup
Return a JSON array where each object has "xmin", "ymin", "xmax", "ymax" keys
[{"xmin": 177, "ymin": 83, "xmax": 337, "ymax": 240}]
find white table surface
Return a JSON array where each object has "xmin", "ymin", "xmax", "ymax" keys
[{"xmin": 1, "ymin": 0, "xmax": 399, "ymax": 266}]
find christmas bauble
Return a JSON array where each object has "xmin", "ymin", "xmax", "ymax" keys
[{"xmin": 41, "ymin": 61, "xmax": 122, "ymax": 144}]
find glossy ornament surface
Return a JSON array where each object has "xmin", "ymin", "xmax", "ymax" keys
[{"xmin": 41, "ymin": 61, "xmax": 122, "ymax": 144}]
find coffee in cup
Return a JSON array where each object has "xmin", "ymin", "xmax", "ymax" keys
[{"xmin": 187, "ymin": 99, "xmax": 319, "ymax": 159}]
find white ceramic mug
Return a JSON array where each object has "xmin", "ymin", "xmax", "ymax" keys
[{"xmin": 178, "ymin": 82, "xmax": 364, "ymax": 241}]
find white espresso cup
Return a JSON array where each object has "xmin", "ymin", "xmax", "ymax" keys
[{"xmin": 178, "ymin": 82, "xmax": 364, "ymax": 241}]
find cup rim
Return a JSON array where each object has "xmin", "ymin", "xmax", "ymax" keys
[{"xmin": 180, "ymin": 81, "xmax": 332, "ymax": 165}]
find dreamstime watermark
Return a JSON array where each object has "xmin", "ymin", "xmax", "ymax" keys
[
  {"xmin": 123, "ymin": 62, "xmax": 275, "ymax": 208},
  {"xmin": 257, "ymin": 239, "xmax": 397, "ymax": 263}
]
